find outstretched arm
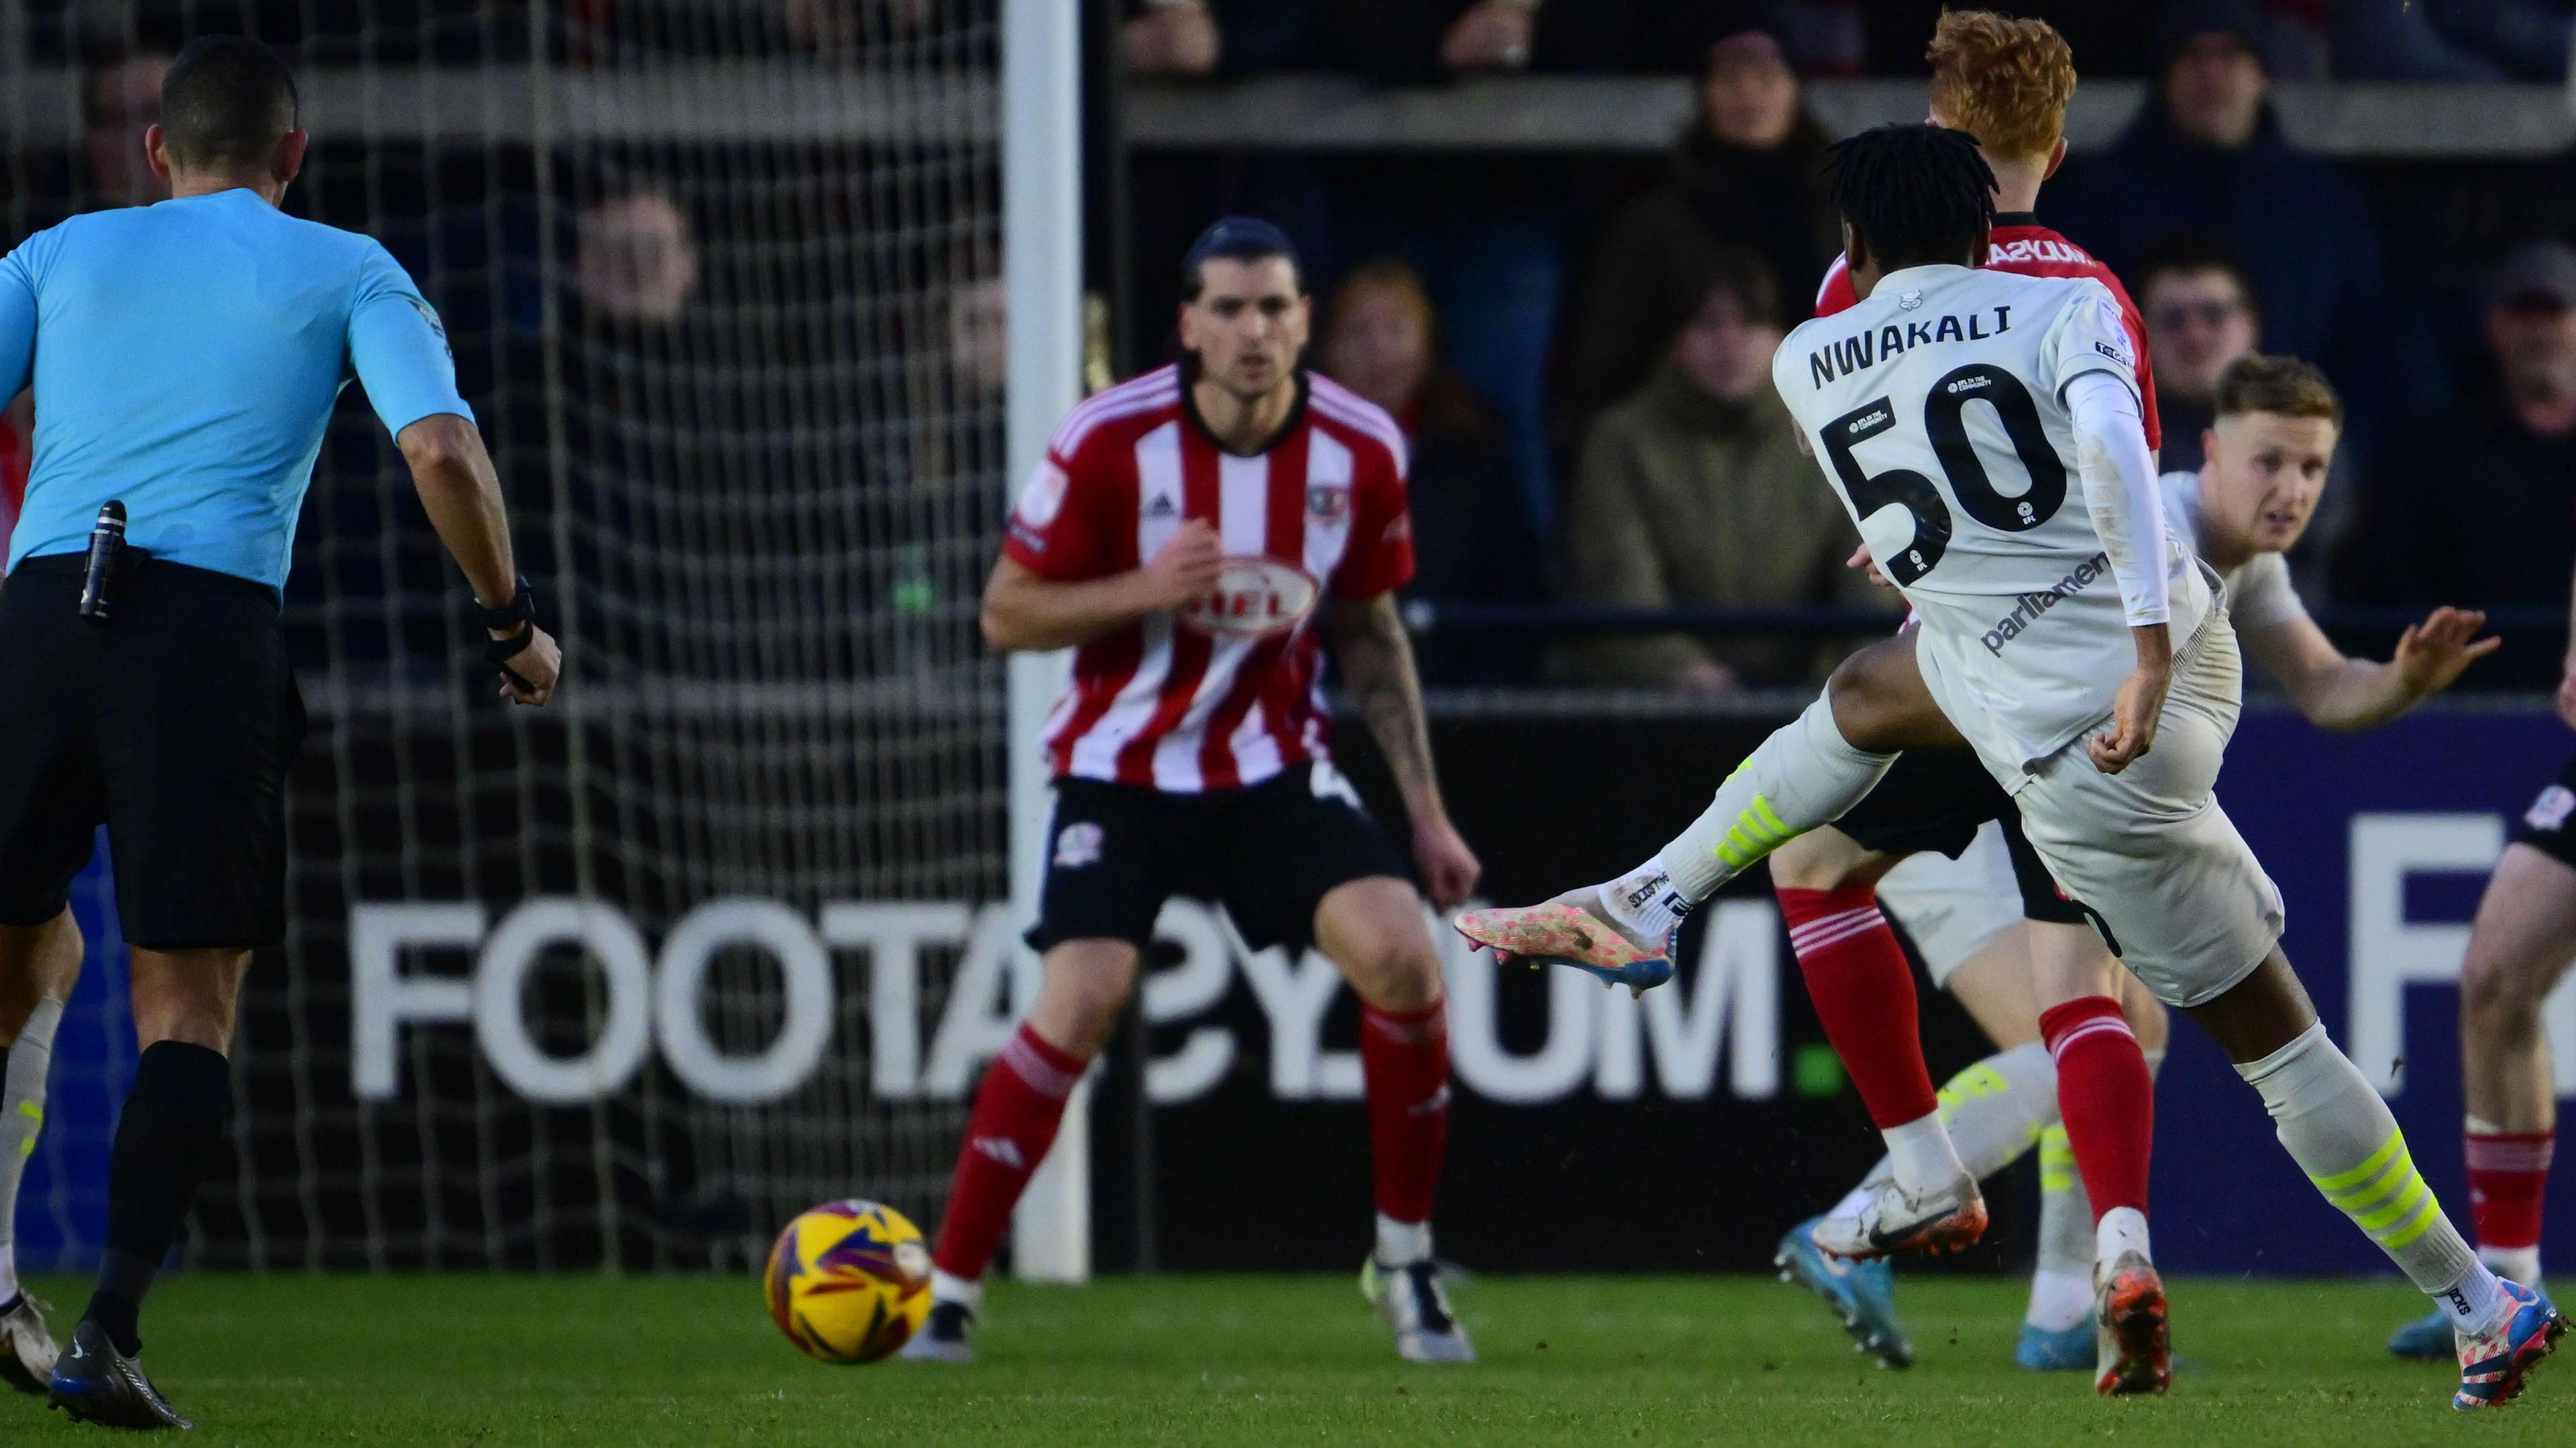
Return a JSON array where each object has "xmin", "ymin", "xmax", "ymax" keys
[
  {"xmin": 2245, "ymin": 606, "xmax": 2498, "ymax": 732},
  {"xmin": 1328, "ymin": 593, "xmax": 1480, "ymax": 911}
]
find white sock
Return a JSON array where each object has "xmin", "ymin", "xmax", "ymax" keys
[
  {"xmin": 1882, "ymin": 1113, "xmax": 1968, "ymax": 1196},
  {"xmin": 2031, "ymin": 1124, "xmax": 2094, "ymax": 1317},
  {"xmin": 1375, "ymin": 1215, "xmax": 1432, "ymax": 1266},
  {"xmin": 2025, "ymin": 1268, "xmax": 2092, "ymax": 1332},
  {"xmin": 2447, "ymin": 1262, "xmax": 2512, "ymax": 1337},
  {"xmin": 1656, "ymin": 693, "xmax": 1896, "ymax": 899},
  {"xmin": 2096, "ymin": 1205, "xmax": 2152, "ymax": 1267},
  {"xmin": 930, "ymin": 1268, "xmax": 983, "ymax": 1312},
  {"xmin": 1933, "ymin": 1042, "xmax": 2058, "ymax": 1179},
  {"xmin": 1596, "ymin": 860, "xmax": 1692, "ymax": 944},
  {"xmin": 2235, "ymin": 1023, "xmax": 2486, "ymax": 1318},
  {"xmin": 2479, "ymin": 1245, "xmax": 2542, "ymax": 1288},
  {"xmin": 0, "ymin": 997, "xmax": 62, "ymax": 1293}
]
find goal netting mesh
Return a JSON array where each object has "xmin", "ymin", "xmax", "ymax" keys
[{"xmin": 6, "ymin": 3, "xmax": 1011, "ymax": 1270}]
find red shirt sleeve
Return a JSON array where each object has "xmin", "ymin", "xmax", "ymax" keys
[
  {"xmin": 1332, "ymin": 439, "xmax": 1415, "ymax": 600},
  {"xmin": 1002, "ymin": 440, "xmax": 1120, "ymax": 581},
  {"xmin": 1815, "ymin": 255, "xmax": 1858, "ymax": 318}
]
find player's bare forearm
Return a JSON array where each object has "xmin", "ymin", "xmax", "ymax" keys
[
  {"xmin": 398, "ymin": 413, "xmax": 519, "ymax": 608},
  {"xmin": 2256, "ymin": 608, "xmax": 2496, "ymax": 732},
  {"xmin": 982, "ymin": 520, "xmax": 1222, "ymax": 653},
  {"xmin": 1330, "ymin": 594, "xmax": 1449, "ymax": 823},
  {"xmin": 980, "ymin": 560, "xmax": 1163, "ymax": 653}
]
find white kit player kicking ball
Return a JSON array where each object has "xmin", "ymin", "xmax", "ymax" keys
[
  {"xmin": 1462, "ymin": 125, "xmax": 2567, "ymax": 1410},
  {"xmin": 1788, "ymin": 353, "xmax": 2503, "ymax": 1378},
  {"xmin": 902, "ymin": 218, "xmax": 1483, "ymax": 1365}
]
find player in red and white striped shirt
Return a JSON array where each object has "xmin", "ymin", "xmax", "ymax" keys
[{"xmin": 904, "ymin": 219, "xmax": 1482, "ymax": 1366}]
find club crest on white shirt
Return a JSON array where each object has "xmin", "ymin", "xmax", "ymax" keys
[{"xmin": 1181, "ymin": 557, "xmax": 1320, "ymax": 637}]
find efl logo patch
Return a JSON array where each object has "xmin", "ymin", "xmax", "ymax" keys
[
  {"xmin": 1015, "ymin": 460, "xmax": 1069, "ymax": 528},
  {"xmin": 1306, "ymin": 484, "xmax": 1350, "ymax": 522},
  {"xmin": 2527, "ymin": 785, "xmax": 2576, "ymax": 833},
  {"xmin": 1054, "ymin": 821, "xmax": 1105, "ymax": 868}
]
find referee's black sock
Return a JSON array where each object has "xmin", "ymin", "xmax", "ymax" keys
[{"xmin": 84, "ymin": 1041, "xmax": 231, "ymax": 1358}]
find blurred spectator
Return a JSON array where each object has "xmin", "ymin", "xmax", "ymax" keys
[
  {"xmin": 2137, "ymin": 237, "xmax": 2263, "ymax": 474},
  {"xmin": 575, "ymin": 190, "xmax": 703, "ymax": 325},
  {"xmin": 1126, "ymin": 1, "xmax": 1222, "ymax": 78},
  {"xmin": 1319, "ymin": 0, "xmax": 1631, "ymax": 80},
  {"xmin": 2353, "ymin": 241, "xmax": 2576, "ymax": 683},
  {"xmin": 1562, "ymin": 254, "xmax": 1887, "ymax": 691},
  {"xmin": 83, "ymin": 48, "xmax": 173, "ymax": 209},
  {"xmin": 947, "ymin": 274, "xmax": 1010, "ymax": 396},
  {"xmin": 1320, "ymin": 258, "xmax": 1542, "ymax": 685},
  {"xmin": 2043, "ymin": 0, "xmax": 2391, "ymax": 453},
  {"xmin": 2334, "ymin": 0, "xmax": 2573, "ymax": 82},
  {"xmin": 1562, "ymin": 20, "xmax": 1837, "ymax": 443}
]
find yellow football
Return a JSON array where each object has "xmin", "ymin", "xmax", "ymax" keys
[{"xmin": 763, "ymin": 1199, "xmax": 933, "ymax": 1363}]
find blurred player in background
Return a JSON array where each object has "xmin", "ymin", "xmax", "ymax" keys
[
  {"xmin": 1466, "ymin": 123, "xmax": 2565, "ymax": 1410},
  {"xmin": 2387, "ymin": 478, "xmax": 2576, "ymax": 1357},
  {"xmin": 1792, "ymin": 354, "xmax": 2497, "ymax": 1374},
  {"xmin": 1758, "ymin": 9, "xmax": 2172, "ymax": 1376},
  {"xmin": 902, "ymin": 218, "xmax": 1482, "ymax": 1366}
]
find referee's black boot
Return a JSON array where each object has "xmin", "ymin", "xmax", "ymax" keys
[{"xmin": 47, "ymin": 1319, "xmax": 192, "ymax": 1431}]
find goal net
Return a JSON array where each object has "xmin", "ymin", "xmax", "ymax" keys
[{"xmin": 5, "ymin": 3, "xmax": 1014, "ymax": 1271}]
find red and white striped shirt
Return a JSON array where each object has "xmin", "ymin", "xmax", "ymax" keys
[{"xmin": 1004, "ymin": 364, "xmax": 1414, "ymax": 793}]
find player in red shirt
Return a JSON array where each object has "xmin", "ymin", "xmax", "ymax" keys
[
  {"xmin": 1758, "ymin": 14, "xmax": 2178, "ymax": 1391},
  {"xmin": 902, "ymin": 219, "xmax": 1483, "ymax": 1366}
]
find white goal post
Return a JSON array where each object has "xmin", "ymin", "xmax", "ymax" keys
[{"xmin": 1003, "ymin": 0, "xmax": 1090, "ymax": 1285}]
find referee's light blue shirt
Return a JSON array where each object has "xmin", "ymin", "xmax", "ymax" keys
[{"xmin": 0, "ymin": 186, "xmax": 471, "ymax": 591}]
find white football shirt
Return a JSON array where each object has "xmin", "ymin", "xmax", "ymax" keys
[
  {"xmin": 1772, "ymin": 263, "xmax": 2215, "ymax": 773},
  {"xmin": 2159, "ymin": 469, "xmax": 2307, "ymax": 634}
]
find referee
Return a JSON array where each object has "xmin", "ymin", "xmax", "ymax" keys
[{"xmin": 0, "ymin": 38, "xmax": 558, "ymax": 1429}]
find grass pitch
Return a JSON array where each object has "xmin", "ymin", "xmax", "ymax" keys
[{"xmin": 13, "ymin": 1272, "xmax": 2569, "ymax": 1445}]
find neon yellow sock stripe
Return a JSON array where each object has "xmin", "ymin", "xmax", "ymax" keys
[
  {"xmin": 2323, "ymin": 1149, "xmax": 2417, "ymax": 1217},
  {"xmin": 2038, "ymin": 1125, "xmax": 2076, "ymax": 1188},
  {"xmin": 12, "ymin": 1100, "xmax": 33, "ymax": 1158},
  {"xmin": 2353, "ymin": 1174, "xmax": 2432, "ymax": 1235},
  {"xmin": 1750, "ymin": 795, "xmax": 1790, "ymax": 840},
  {"xmin": 1713, "ymin": 795, "xmax": 1797, "ymax": 870},
  {"xmin": 1937, "ymin": 1061, "xmax": 2011, "ymax": 1110},
  {"xmin": 2308, "ymin": 1128, "xmax": 2457, "ymax": 1249},
  {"xmin": 2311, "ymin": 1131, "xmax": 2405, "ymax": 1192},
  {"xmin": 2381, "ymin": 1190, "xmax": 2446, "ymax": 1249}
]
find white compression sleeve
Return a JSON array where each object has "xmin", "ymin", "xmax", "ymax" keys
[{"xmin": 2066, "ymin": 370, "xmax": 2169, "ymax": 628}]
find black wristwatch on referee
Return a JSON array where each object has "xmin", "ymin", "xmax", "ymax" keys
[{"xmin": 476, "ymin": 576, "xmax": 538, "ymax": 690}]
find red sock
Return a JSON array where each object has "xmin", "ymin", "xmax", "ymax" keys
[
  {"xmin": 2466, "ymin": 1128, "xmax": 2553, "ymax": 1256},
  {"xmin": 1360, "ymin": 999, "xmax": 1451, "ymax": 1224},
  {"xmin": 2039, "ymin": 995, "xmax": 2153, "ymax": 1219},
  {"xmin": 1777, "ymin": 885, "xmax": 1937, "ymax": 1128},
  {"xmin": 928, "ymin": 1024, "xmax": 1086, "ymax": 1282}
]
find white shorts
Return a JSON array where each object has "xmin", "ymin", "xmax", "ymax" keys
[
  {"xmin": 1876, "ymin": 822, "xmax": 2023, "ymax": 989},
  {"xmin": 2006, "ymin": 622, "xmax": 2286, "ymax": 1008}
]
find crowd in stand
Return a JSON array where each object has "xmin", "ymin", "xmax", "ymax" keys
[
  {"xmin": 11, "ymin": 3, "xmax": 2576, "ymax": 696},
  {"xmin": 1120, "ymin": 0, "xmax": 2576, "ymax": 691}
]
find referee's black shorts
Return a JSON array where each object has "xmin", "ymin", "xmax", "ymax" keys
[{"xmin": 0, "ymin": 554, "xmax": 305, "ymax": 950}]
